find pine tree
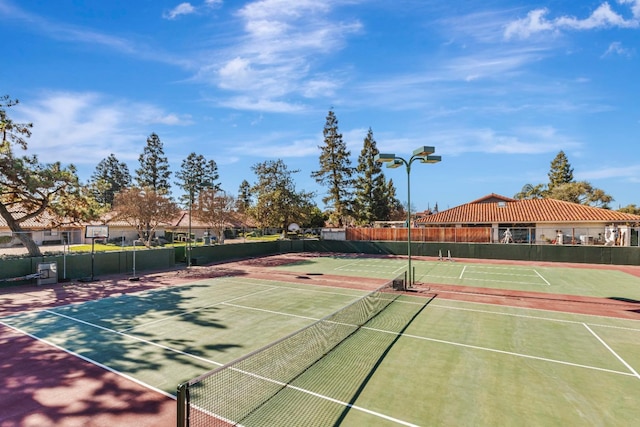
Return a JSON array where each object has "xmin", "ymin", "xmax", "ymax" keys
[
  {"xmin": 353, "ymin": 128, "xmax": 388, "ymax": 225},
  {"xmin": 516, "ymin": 151, "xmax": 612, "ymax": 207},
  {"xmin": 136, "ymin": 133, "xmax": 171, "ymax": 194},
  {"xmin": 175, "ymin": 153, "xmax": 220, "ymax": 207},
  {"xmin": 90, "ymin": 153, "xmax": 131, "ymax": 206},
  {"xmin": 385, "ymin": 179, "xmax": 405, "ymax": 221},
  {"xmin": 237, "ymin": 179, "xmax": 252, "ymax": 213},
  {"xmin": 311, "ymin": 109, "xmax": 354, "ymax": 226},
  {"xmin": 548, "ymin": 150, "xmax": 574, "ymax": 190}
]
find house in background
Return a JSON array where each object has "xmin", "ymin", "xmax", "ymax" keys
[
  {"xmin": 0, "ymin": 210, "xmax": 83, "ymax": 247},
  {"xmin": 165, "ymin": 210, "xmax": 253, "ymax": 243},
  {"xmin": 416, "ymin": 194, "xmax": 640, "ymax": 246}
]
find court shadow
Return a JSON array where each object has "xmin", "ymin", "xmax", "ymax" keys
[
  {"xmin": 608, "ymin": 296, "xmax": 640, "ymax": 303},
  {"xmin": 0, "ymin": 326, "xmax": 174, "ymax": 426}
]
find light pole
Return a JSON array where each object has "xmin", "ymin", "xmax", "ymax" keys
[
  {"xmin": 187, "ymin": 185, "xmax": 193, "ymax": 268},
  {"xmin": 375, "ymin": 146, "xmax": 441, "ymax": 288}
]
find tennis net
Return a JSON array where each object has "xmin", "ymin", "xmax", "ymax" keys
[{"xmin": 177, "ymin": 276, "xmax": 402, "ymax": 427}]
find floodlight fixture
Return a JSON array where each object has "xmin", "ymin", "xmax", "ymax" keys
[
  {"xmin": 420, "ymin": 155, "xmax": 442, "ymax": 164},
  {"xmin": 374, "ymin": 153, "xmax": 397, "ymax": 163},
  {"xmin": 412, "ymin": 146, "xmax": 435, "ymax": 157},
  {"xmin": 387, "ymin": 159, "xmax": 403, "ymax": 168}
]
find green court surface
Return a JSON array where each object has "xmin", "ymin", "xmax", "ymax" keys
[
  {"xmin": 274, "ymin": 255, "xmax": 640, "ymax": 299},
  {"xmin": 1, "ymin": 259, "xmax": 640, "ymax": 426}
]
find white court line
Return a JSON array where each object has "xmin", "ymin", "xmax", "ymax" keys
[
  {"xmin": 534, "ymin": 269, "xmax": 551, "ymax": 286},
  {"xmin": 221, "ymin": 302, "xmax": 324, "ymax": 322},
  {"xmin": 123, "ymin": 278, "xmax": 365, "ymax": 332},
  {"xmin": 335, "ymin": 262, "xmax": 357, "ymax": 271},
  {"xmin": 460, "ymin": 276, "xmax": 547, "ymax": 286},
  {"xmin": 366, "ymin": 326, "xmax": 635, "ymax": 378},
  {"xmin": 43, "ymin": 310, "xmax": 224, "ymax": 368},
  {"xmin": 226, "ymin": 278, "xmax": 365, "ymax": 299},
  {"xmin": 459, "ymin": 266, "xmax": 466, "ymax": 280},
  {"xmin": 465, "ymin": 271, "xmax": 538, "ymax": 278},
  {"xmin": 391, "ymin": 264, "xmax": 406, "ymax": 274},
  {"xmin": 226, "ymin": 366, "xmax": 418, "ymax": 427},
  {"xmin": 583, "ymin": 323, "xmax": 640, "ymax": 380},
  {"xmin": 399, "ymin": 292, "xmax": 640, "ymax": 325},
  {"xmin": 464, "ymin": 265, "xmax": 539, "ymax": 271},
  {"xmin": 120, "ymin": 286, "xmax": 279, "ymax": 333},
  {"xmin": 396, "ymin": 298, "xmax": 640, "ymax": 332}
]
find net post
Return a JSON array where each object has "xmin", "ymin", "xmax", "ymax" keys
[{"xmin": 177, "ymin": 382, "xmax": 189, "ymax": 427}]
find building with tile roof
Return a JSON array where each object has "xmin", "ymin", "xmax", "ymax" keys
[
  {"xmin": 1, "ymin": 208, "xmax": 253, "ymax": 249},
  {"xmin": 0, "ymin": 209, "xmax": 83, "ymax": 248},
  {"xmin": 415, "ymin": 194, "xmax": 640, "ymax": 246}
]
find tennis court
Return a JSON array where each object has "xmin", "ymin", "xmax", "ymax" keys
[
  {"xmin": 1, "ymin": 253, "xmax": 640, "ymax": 426},
  {"xmin": 273, "ymin": 255, "xmax": 640, "ymax": 299}
]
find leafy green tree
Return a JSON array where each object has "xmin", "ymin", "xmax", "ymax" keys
[
  {"xmin": 89, "ymin": 153, "xmax": 131, "ymax": 206},
  {"xmin": 175, "ymin": 152, "xmax": 220, "ymax": 207},
  {"xmin": 385, "ymin": 179, "xmax": 405, "ymax": 221},
  {"xmin": 0, "ymin": 95, "xmax": 100, "ymax": 256},
  {"xmin": 136, "ymin": 133, "xmax": 171, "ymax": 194},
  {"xmin": 249, "ymin": 159, "xmax": 315, "ymax": 232},
  {"xmin": 311, "ymin": 109, "xmax": 354, "ymax": 226},
  {"xmin": 618, "ymin": 204, "xmax": 640, "ymax": 215},
  {"xmin": 548, "ymin": 150, "xmax": 574, "ymax": 190},
  {"xmin": 547, "ymin": 181, "xmax": 613, "ymax": 208},
  {"xmin": 514, "ymin": 183, "xmax": 546, "ymax": 200},
  {"xmin": 303, "ymin": 206, "xmax": 328, "ymax": 229},
  {"xmin": 352, "ymin": 128, "xmax": 390, "ymax": 225},
  {"xmin": 112, "ymin": 187, "xmax": 179, "ymax": 247}
]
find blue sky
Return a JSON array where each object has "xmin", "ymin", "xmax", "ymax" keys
[{"xmin": 2, "ymin": 0, "xmax": 639, "ymax": 212}]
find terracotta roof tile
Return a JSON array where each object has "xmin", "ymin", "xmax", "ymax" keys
[{"xmin": 417, "ymin": 195, "xmax": 640, "ymax": 225}]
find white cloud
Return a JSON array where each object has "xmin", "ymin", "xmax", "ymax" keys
[
  {"xmin": 579, "ymin": 164, "xmax": 640, "ymax": 180},
  {"xmin": 194, "ymin": 0, "xmax": 362, "ymax": 111},
  {"xmin": 505, "ymin": 1, "xmax": 640, "ymax": 39},
  {"xmin": 555, "ymin": 3, "xmax": 635, "ymax": 30},
  {"xmin": 504, "ymin": 9, "xmax": 556, "ymax": 39},
  {"xmin": 163, "ymin": 3, "xmax": 196, "ymax": 20},
  {"xmin": 431, "ymin": 126, "xmax": 581, "ymax": 156},
  {"xmin": 220, "ymin": 96, "xmax": 307, "ymax": 113},
  {"xmin": 444, "ymin": 47, "xmax": 547, "ymax": 82},
  {"xmin": 230, "ymin": 136, "xmax": 318, "ymax": 158},
  {"xmin": 602, "ymin": 41, "xmax": 634, "ymax": 57},
  {"xmin": 14, "ymin": 92, "xmax": 191, "ymax": 167},
  {"xmin": 237, "ymin": 0, "xmax": 331, "ymax": 21},
  {"xmin": 163, "ymin": 0, "xmax": 223, "ymax": 19},
  {"xmin": 619, "ymin": 0, "xmax": 640, "ymax": 18}
]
